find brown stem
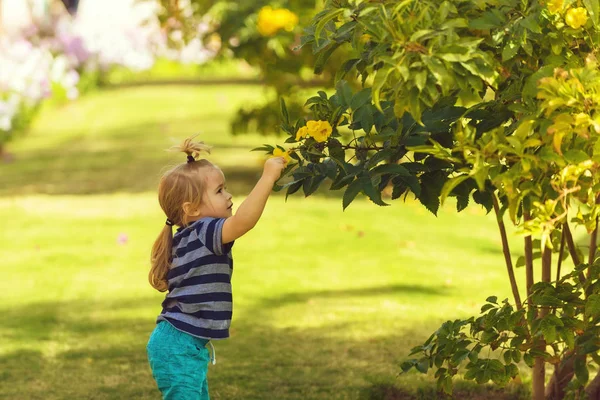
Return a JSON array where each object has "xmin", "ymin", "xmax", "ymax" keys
[
  {"xmin": 492, "ymin": 193, "xmax": 522, "ymax": 309},
  {"xmin": 556, "ymin": 228, "xmax": 566, "ymax": 283},
  {"xmin": 545, "ymin": 351, "xmax": 576, "ymax": 400},
  {"xmin": 524, "ymin": 208, "xmax": 534, "ymax": 309},
  {"xmin": 564, "ymin": 223, "xmax": 587, "ymax": 284},
  {"xmin": 588, "ymin": 217, "xmax": 598, "ymax": 278},
  {"xmin": 533, "ymin": 246, "xmax": 552, "ymax": 400},
  {"xmin": 585, "ymin": 371, "xmax": 600, "ymax": 399}
]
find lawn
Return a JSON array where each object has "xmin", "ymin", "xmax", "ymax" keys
[{"xmin": 1, "ymin": 85, "xmax": 532, "ymax": 399}]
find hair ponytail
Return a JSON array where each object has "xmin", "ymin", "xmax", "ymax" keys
[
  {"xmin": 149, "ymin": 224, "xmax": 174, "ymax": 292},
  {"xmin": 150, "ymin": 136, "xmax": 214, "ymax": 292}
]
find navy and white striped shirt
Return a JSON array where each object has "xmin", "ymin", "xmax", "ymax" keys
[{"xmin": 156, "ymin": 217, "xmax": 234, "ymax": 340}]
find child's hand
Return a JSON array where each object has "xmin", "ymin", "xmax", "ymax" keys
[{"xmin": 262, "ymin": 157, "xmax": 287, "ymax": 182}]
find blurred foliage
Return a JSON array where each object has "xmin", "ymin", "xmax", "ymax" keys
[{"xmin": 155, "ymin": 0, "xmax": 356, "ymax": 135}]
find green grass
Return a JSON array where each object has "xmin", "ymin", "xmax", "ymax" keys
[{"xmin": 1, "ymin": 85, "xmax": 532, "ymax": 399}]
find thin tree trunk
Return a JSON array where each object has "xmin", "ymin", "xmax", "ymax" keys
[
  {"xmin": 492, "ymin": 193, "xmax": 522, "ymax": 309},
  {"xmin": 546, "ymin": 351, "xmax": 576, "ymax": 400},
  {"xmin": 533, "ymin": 246, "xmax": 552, "ymax": 400},
  {"xmin": 589, "ymin": 218, "xmax": 598, "ymax": 277},
  {"xmin": 524, "ymin": 208, "xmax": 535, "ymax": 309},
  {"xmin": 556, "ymin": 228, "xmax": 566, "ymax": 283},
  {"xmin": 585, "ymin": 372, "xmax": 600, "ymax": 399},
  {"xmin": 564, "ymin": 223, "xmax": 586, "ymax": 283}
]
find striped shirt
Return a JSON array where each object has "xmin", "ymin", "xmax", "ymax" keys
[{"xmin": 156, "ymin": 217, "xmax": 234, "ymax": 340}]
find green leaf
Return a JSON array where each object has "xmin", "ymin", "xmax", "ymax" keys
[
  {"xmin": 373, "ymin": 67, "xmax": 394, "ymax": 112},
  {"xmin": 585, "ymin": 294, "xmax": 600, "ymax": 318},
  {"xmin": 350, "ymin": 88, "xmax": 372, "ymax": 110},
  {"xmin": 414, "ymin": 70, "xmax": 428, "ymax": 91},
  {"xmin": 502, "ymin": 41, "xmax": 519, "ymax": 62},
  {"xmin": 468, "ymin": 10, "xmax": 506, "ymax": 29},
  {"xmin": 342, "ymin": 177, "xmax": 365, "ymax": 210},
  {"xmin": 584, "ymin": 0, "xmax": 600, "ymax": 27},
  {"xmin": 251, "ymin": 144, "xmax": 275, "ymax": 152},
  {"xmin": 285, "ymin": 180, "xmax": 303, "ymax": 200},
  {"xmin": 314, "ymin": 8, "xmax": 344, "ymax": 47},
  {"xmin": 520, "ymin": 14, "xmax": 542, "ymax": 33},
  {"xmin": 561, "ymin": 330, "xmax": 575, "ymax": 350},
  {"xmin": 370, "ymin": 164, "xmax": 411, "ymax": 177},
  {"xmin": 575, "ymin": 356, "xmax": 589, "ymax": 384},
  {"xmin": 418, "ymin": 171, "xmax": 447, "ymax": 215},
  {"xmin": 335, "ymin": 58, "xmax": 361, "ymax": 82},
  {"xmin": 540, "ymin": 320, "xmax": 557, "ymax": 343},
  {"xmin": 400, "ymin": 360, "xmax": 416, "ymax": 373},
  {"xmin": 280, "ymin": 98, "xmax": 289, "ymax": 125},
  {"xmin": 336, "ymin": 80, "xmax": 353, "ymax": 108},
  {"xmin": 486, "ymin": 296, "xmax": 498, "ymax": 304},
  {"xmin": 363, "ymin": 179, "xmax": 389, "ymax": 206},
  {"xmin": 303, "ymin": 175, "xmax": 326, "ymax": 197},
  {"xmin": 440, "ymin": 175, "xmax": 469, "ymax": 205},
  {"xmin": 564, "ymin": 149, "xmax": 590, "ymax": 164},
  {"xmin": 416, "ymin": 358, "xmax": 429, "ymax": 374},
  {"xmin": 314, "ymin": 41, "xmax": 344, "ymax": 74}
]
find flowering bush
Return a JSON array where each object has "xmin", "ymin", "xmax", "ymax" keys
[{"xmin": 250, "ymin": 0, "xmax": 600, "ymax": 398}]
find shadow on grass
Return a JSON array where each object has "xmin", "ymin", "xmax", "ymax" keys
[
  {"xmin": 0, "ymin": 290, "xmax": 529, "ymax": 400},
  {"xmin": 259, "ymin": 284, "xmax": 449, "ymax": 308}
]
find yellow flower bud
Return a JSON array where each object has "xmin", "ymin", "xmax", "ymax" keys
[
  {"xmin": 565, "ymin": 7, "xmax": 588, "ymax": 29},
  {"xmin": 271, "ymin": 148, "xmax": 291, "ymax": 163}
]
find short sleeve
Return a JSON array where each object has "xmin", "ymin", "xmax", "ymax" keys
[{"xmin": 194, "ymin": 217, "xmax": 233, "ymax": 256}]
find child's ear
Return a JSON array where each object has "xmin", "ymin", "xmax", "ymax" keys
[{"xmin": 182, "ymin": 202, "xmax": 201, "ymax": 217}]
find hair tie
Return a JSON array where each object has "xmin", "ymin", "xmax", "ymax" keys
[
  {"xmin": 165, "ymin": 218, "xmax": 174, "ymax": 226},
  {"xmin": 187, "ymin": 155, "xmax": 195, "ymax": 163}
]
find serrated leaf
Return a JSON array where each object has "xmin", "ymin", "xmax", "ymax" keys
[
  {"xmin": 585, "ymin": 294, "xmax": 600, "ymax": 318},
  {"xmin": 363, "ymin": 179, "xmax": 389, "ymax": 206},
  {"xmin": 440, "ymin": 175, "xmax": 469, "ymax": 205},
  {"xmin": 342, "ymin": 177, "xmax": 365, "ymax": 210}
]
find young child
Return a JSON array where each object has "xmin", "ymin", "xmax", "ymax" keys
[{"xmin": 146, "ymin": 137, "xmax": 286, "ymax": 399}]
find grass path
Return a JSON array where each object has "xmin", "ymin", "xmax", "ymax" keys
[{"xmin": 1, "ymin": 85, "xmax": 532, "ymax": 399}]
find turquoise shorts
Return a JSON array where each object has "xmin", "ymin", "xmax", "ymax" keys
[{"xmin": 147, "ymin": 321, "xmax": 211, "ymax": 400}]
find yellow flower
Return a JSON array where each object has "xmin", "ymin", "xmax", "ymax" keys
[
  {"xmin": 271, "ymin": 148, "xmax": 291, "ymax": 163},
  {"xmin": 257, "ymin": 6, "xmax": 298, "ymax": 37},
  {"xmin": 360, "ymin": 34, "xmax": 372, "ymax": 43},
  {"xmin": 547, "ymin": 0, "xmax": 564, "ymax": 14},
  {"xmin": 565, "ymin": 7, "xmax": 588, "ymax": 29},
  {"xmin": 306, "ymin": 120, "xmax": 333, "ymax": 143},
  {"xmin": 295, "ymin": 126, "xmax": 308, "ymax": 141}
]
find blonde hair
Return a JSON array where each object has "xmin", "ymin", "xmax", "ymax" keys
[{"xmin": 149, "ymin": 137, "xmax": 214, "ymax": 292}]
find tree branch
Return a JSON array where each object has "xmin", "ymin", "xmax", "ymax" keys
[
  {"xmin": 563, "ymin": 222, "xmax": 586, "ymax": 284},
  {"xmin": 588, "ymin": 217, "xmax": 598, "ymax": 278},
  {"xmin": 492, "ymin": 193, "xmax": 522, "ymax": 310},
  {"xmin": 524, "ymin": 207, "xmax": 534, "ymax": 309}
]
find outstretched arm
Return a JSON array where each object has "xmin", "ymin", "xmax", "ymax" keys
[{"xmin": 222, "ymin": 157, "xmax": 286, "ymax": 244}]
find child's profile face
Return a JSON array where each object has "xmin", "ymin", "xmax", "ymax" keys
[{"xmin": 199, "ymin": 167, "xmax": 233, "ymax": 219}]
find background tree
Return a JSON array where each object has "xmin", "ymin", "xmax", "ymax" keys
[
  {"xmin": 155, "ymin": 0, "xmax": 358, "ymax": 136},
  {"xmin": 250, "ymin": 0, "xmax": 600, "ymax": 398}
]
